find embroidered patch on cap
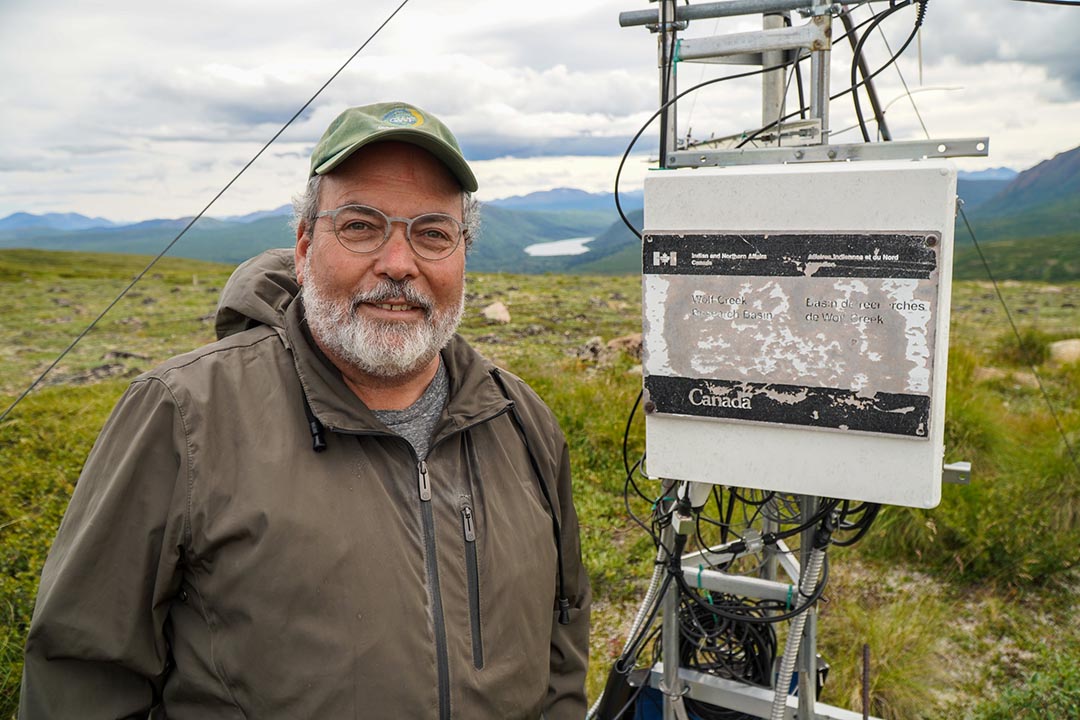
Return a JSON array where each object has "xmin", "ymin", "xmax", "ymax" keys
[{"xmin": 380, "ymin": 107, "xmax": 424, "ymax": 127}]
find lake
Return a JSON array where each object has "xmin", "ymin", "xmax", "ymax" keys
[{"xmin": 524, "ymin": 237, "xmax": 593, "ymax": 257}]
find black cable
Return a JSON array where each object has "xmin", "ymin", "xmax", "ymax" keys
[
  {"xmin": 958, "ymin": 206, "xmax": 1080, "ymax": 475},
  {"xmin": 623, "ymin": 389, "xmax": 643, "ymax": 478},
  {"xmin": 624, "ymin": 458, "xmax": 665, "ymax": 549},
  {"xmin": 613, "ymin": 1, "xmax": 912, "ymax": 239},
  {"xmin": 832, "ymin": 501, "xmax": 881, "ymax": 546},
  {"xmin": 670, "ymin": 533, "xmax": 830, "ymax": 625},
  {"xmin": 850, "ymin": 3, "xmax": 910, "ymax": 142},
  {"xmin": 614, "ymin": 59, "xmax": 798, "ymax": 240},
  {"xmin": 851, "ymin": 1, "xmax": 927, "ymax": 142},
  {"xmin": 736, "ymin": 0, "xmax": 925, "ymax": 150},
  {"xmin": 0, "ymin": 0, "xmax": 413, "ymax": 425}
]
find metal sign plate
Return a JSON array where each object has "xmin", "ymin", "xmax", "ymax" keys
[{"xmin": 643, "ymin": 232, "xmax": 939, "ymax": 438}]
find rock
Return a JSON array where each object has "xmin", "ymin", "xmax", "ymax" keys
[
  {"xmin": 103, "ymin": 350, "xmax": 150, "ymax": 361},
  {"xmin": 973, "ymin": 367, "xmax": 1006, "ymax": 383},
  {"xmin": 1049, "ymin": 339, "xmax": 1080, "ymax": 365},
  {"xmin": 482, "ymin": 301, "xmax": 511, "ymax": 324},
  {"xmin": 1011, "ymin": 371, "xmax": 1040, "ymax": 389},
  {"xmin": 974, "ymin": 366, "xmax": 1039, "ymax": 389},
  {"xmin": 607, "ymin": 333, "xmax": 643, "ymax": 360},
  {"xmin": 44, "ymin": 363, "xmax": 137, "ymax": 387},
  {"xmin": 575, "ymin": 336, "xmax": 607, "ymax": 362}
]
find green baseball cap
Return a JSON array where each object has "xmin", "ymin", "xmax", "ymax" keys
[{"xmin": 309, "ymin": 102, "xmax": 478, "ymax": 192}]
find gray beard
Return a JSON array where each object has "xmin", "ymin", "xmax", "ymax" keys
[{"xmin": 301, "ymin": 257, "xmax": 464, "ymax": 380}]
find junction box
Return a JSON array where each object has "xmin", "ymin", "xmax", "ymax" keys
[{"xmin": 642, "ymin": 160, "xmax": 956, "ymax": 508}]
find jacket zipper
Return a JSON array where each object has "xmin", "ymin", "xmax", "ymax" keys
[
  {"xmin": 461, "ymin": 504, "xmax": 484, "ymax": 669},
  {"xmin": 418, "ymin": 460, "xmax": 450, "ymax": 720},
  {"xmin": 320, "ymin": 407, "xmax": 513, "ymax": 720}
]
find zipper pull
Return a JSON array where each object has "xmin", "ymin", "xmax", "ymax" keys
[
  {"xmin": 417, "ymin": 461, "xmax": 431, "ymax": 502},
  {"xmin": 461, "ymin": 505, "xmax": 476, "ymax": 542}
]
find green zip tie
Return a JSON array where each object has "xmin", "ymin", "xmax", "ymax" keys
[
  {"xmin": 651, "ymin": 496, "xmax": 677, "ymax": 511},
  {"xmin": 698, "ymin": 564, "xmax": 713, "ymax": 603},
  {"xmin": 673, "ymin": 38, "xmax": 682, "ymax": 64},
  {"xmin": 786, "ymin": 584, "xmax": 794, "ymax": 611}
]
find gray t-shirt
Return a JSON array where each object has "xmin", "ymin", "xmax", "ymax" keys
[{"xmin": 372, "ymin": 361, "xmax": 449, "ymax": 460}]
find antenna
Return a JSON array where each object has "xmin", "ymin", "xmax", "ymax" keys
[{"xmin": 596, "ymin": 2, "xmax": 989, "ymax": 718}]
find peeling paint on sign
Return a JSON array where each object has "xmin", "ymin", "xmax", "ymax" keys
[{"xmin": 642, "ymin": 232, "xmax": 939, "ymax": 438}]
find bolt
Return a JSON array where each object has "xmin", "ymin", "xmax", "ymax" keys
[
  {"xmin": 794, "ymin": 150, "xmax": 804, "ymax": 160},
  {"xmin": 827, "ymin": 149, "xmax": 837, "ymax": 159},
  {"xmin": 644, "ymin": 401, "xmax": 657, "ymax": 414},
  {"xmin": 926, "ymin": 235, "xmax": 938, "ymax": 247}
]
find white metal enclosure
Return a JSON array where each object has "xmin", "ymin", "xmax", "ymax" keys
[{"xmin": 642, "ymin": 160, "xmax": 956, "ymax": 508}]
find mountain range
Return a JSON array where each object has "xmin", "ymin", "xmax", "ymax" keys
[{"xmin": 1, "ymin": 147, "xmax": 1076, "ymax": 280}]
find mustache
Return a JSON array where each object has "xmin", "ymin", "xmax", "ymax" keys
[{"xmin": 349, "ymin": 279, "xmax": 433, "ymax": 314}]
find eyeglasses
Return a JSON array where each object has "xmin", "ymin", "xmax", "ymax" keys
[{"xmin": 316, "ymin": 204, "xmax": 465, "ymax": 261}]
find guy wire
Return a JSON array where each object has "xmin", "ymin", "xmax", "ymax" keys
[{"xmin": 0, "ymin": 0, "xmax": 413, "ymax": 424}]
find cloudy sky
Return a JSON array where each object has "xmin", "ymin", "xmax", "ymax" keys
[{"xmin": 1, "ymin": 0, "xmax": 1077, "ymax": 222}]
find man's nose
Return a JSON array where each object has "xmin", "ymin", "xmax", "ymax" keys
[{"xmin": 373, "ymin": 222, "xmax": 419, "ymax": 280}]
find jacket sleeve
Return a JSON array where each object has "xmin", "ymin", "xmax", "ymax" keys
[
  {"xmin": 544, "ymin": 438, "xmax": 592, "ymax": 720},
  {"xmin": 20, "ymin": 377, "xmax": 188, "ymax": 719}
]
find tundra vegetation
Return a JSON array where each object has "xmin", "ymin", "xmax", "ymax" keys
[{"xmin": 1, "ymin": 249, "xmax": 1078, "ymax": 718}]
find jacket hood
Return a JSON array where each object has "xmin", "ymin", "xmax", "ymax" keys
[{"xmin": 215, "ymin": 247, "xmax": 298, "ymax": 340}]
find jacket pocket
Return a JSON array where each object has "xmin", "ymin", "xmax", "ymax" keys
[{"xmin": 461, "ymin": 503, "xmax": 484, "ymax": 669}]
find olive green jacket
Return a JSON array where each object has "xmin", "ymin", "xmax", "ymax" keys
[{"xmin": 21, "ymin": 249, "xmax": 590, "ymax": 719}]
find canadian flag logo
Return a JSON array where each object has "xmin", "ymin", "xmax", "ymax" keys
[{"xmin": 653, "ymin": 251, "xmax": 677, "ymax": 267}]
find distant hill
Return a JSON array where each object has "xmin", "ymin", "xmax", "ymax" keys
[
  {"xmin": 961, "ymin": 145, "xmax": 1080, "ymax": 244},
  {"xmin": 0, "ymin": 212, "xmax": 116, "ymax": 232},
  {"xmin": 488, "ymin": 188, "xmax": 643, "ymax": 214},
  {"xmin": 956, "ymin": 178, "xmax": 1012, "ymax": 211},
  {"xmin": 0, "ymin": 205, "xmax": 618, "ymax": 272},
  {"xmin": 978, "ymin": 147, "xmax": 1080, "ymax": 218},
  {"xmin": 466, "ymin": 205, "xmax": 615, "ymax": 272},
  {"xmin": 218, "ymin": 205, "xmax": 292, "ymax": 223},
  {"xmin": 565, "ymin": 209, "xmax": 643, "ymax": 274},
  {"xmin": 958, "ymin": 168, "xmax": 1018, "ymax": 182},
  {"xmin": 1, "ymin": 146, "xmax": 1074, "ymax": 279}
]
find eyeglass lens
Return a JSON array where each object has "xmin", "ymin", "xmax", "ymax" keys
[{"xmin": 332, "ymin": 205, "xmax": 461, "ymax": 259}]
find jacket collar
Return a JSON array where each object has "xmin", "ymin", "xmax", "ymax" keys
[{"xmin": 283, "ymin": 297, "xmax": 512, "ymax": 436}]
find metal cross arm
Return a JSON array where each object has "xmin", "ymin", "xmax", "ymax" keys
[{"xmin": 677, "ymin": 14, "xmax": 830, "ymax": 62}]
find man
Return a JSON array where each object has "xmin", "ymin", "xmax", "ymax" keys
[{"xmin": 21, "ymin": 102, "xmax": 590, "ymax": 719}]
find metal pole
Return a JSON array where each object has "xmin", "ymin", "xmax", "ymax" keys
[
  {"xmin": 658, "ymin": 0, "xmax": 679, "ymax": 167},
  {"xmin": 620, "ymin": 0, "xmax": 817, "ymax": 27},
  {"xmin": 798, "ymin": 495, "xmax": 819, "ymax": 719},
  {"xmin": 761, "ymin": 12, "xmax": 787, "ymax": 139},
  {"xmin": 839, "ymin": 10, "xmax": 891, "ymax": 141},
  {"xmin": 660, "ymin": 520, "xmax": 681, "ymax": 720},
  {"xmin": 808, "ymin": 14, "xmax": 831, "ymax": 145}
]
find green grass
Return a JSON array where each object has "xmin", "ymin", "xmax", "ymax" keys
[
  {"xmin": 968, "ymin": 637, "xmax": 1080, "ymax": 719},
  {"xmin": 2, "ymin": 249, "xmax": 1080, "ymax": 717}
]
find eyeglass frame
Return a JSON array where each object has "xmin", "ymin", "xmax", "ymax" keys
[{"xmin": 315, "ymin": 203, "xmax": 467, "ymax": 261}]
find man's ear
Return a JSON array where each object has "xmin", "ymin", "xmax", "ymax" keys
[{"xmin": 295, "ymin": 224, "xmax": 311, "ymax": 286}]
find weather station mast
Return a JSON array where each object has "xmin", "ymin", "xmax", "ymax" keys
[{"xmin": 594, "ymin": 1, "xmax": 986, "ymax": 719}]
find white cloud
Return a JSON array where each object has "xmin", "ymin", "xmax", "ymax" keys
[{"xmin": 0, "ymin": 0, "xmax": 1077, "ymax": 220}]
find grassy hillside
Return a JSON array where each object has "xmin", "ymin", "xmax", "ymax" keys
[
  {"xmin": 953, "ymin": 232, "xmax": 1080, "ymax": 282},
  {"xmin": 466, "ymin": 205, "xmax": 614, "ymax": 273},
  {"xmin": 2, "ymin": 250, "xmax": 1079, "ymax": 718}
]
